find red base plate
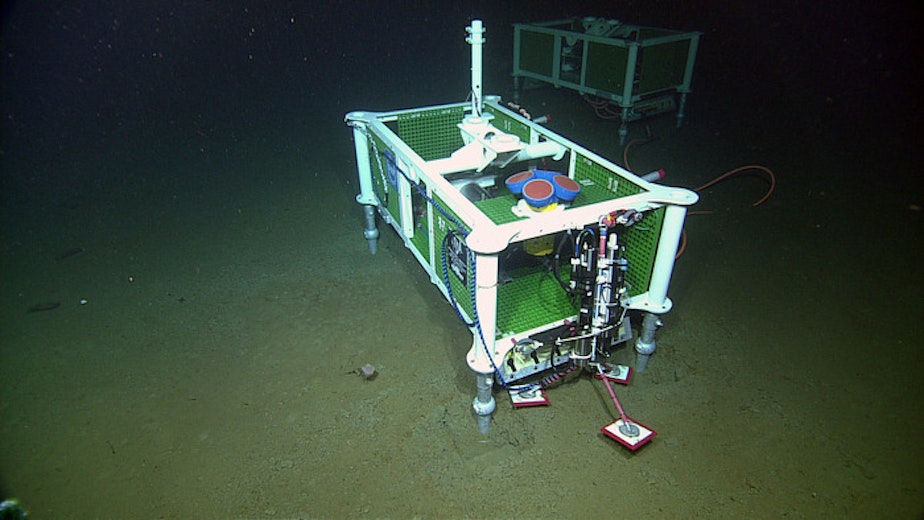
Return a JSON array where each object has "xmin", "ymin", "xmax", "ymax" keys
[
  {"xmin": 601, "ymin": 416, "xmax": 656, "ymax": 450},
  {"xmin": 594, "ymin": 363, "xmax": 632, "ymax": 385},
  {"xmin": 509, "ymin": 387, "xmax": 550, "ymax": 408}
]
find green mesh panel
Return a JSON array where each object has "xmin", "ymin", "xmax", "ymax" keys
[
  {"xmin": 496, "ymin": 266, "xmax": 576, "ymax": 336},
  {"xmin": 432, "ymin": 195, "xmax": 473, "ymax": 319},
  {"xmin": 573, "ymin": 154, "xmax": 644, "ymax": 198},
  {"xmin": 365, "ymin": 129, "xmax": 430, "ymax": 265},
  {"xmin": 474, "ymin": 194, "xmax": 521, "ymax": 225},
  {"xmin": 623, "ymin": 207, "xmax": 663, "ymax": 297},
  {"xmin": 638, "ymin": 39, "xmax": 690, "ymax": 93},
  {"xmin": 517, "ymin": 29, "xmax": 555, "ymax": 77},
  {"xmin": 396, "ymin": 106, "xmax": 465, "ymax": 161},
  {"xmin": 365, "ymin": 132, "xmax": 402, "ymax": 223},
  {"xmin": 585, "ymin": 41, "xmax": 629, "ymax": 95},
  {"xmin": 484, "ymin": 109, "xmax": 531, "ymax": 143},
  {"xmin": 574, "ymin": 154, "xmax": 663, "ymax": 297}
]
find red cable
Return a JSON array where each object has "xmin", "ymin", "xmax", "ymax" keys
[
  {"xmin": 598, "ymin": 367, "xmax": 629, "ymax": 422},
  {"xmin": 694, "ymin": 165, "xmax": 776, "ymax": 207}
]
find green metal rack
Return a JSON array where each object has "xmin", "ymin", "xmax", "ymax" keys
[{"xmin": 513, "ymin": 17, "xmax": 702, "ymax": 143}]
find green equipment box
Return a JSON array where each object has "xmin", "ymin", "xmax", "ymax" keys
[{"xmin": 513, "ymin": 17, "xmax": 701, "ymax": 143}]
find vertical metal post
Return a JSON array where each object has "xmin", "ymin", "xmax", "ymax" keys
[
  {"xmin": 677, "ymin": 32, "xmax": 701, "ymax": 129},
  {"xmin": 466, "ymin": 20, "xmax": 486, "ymax": 117},
  {"xmin": 349, "ymin": 119, "xmax": 380, "ymax": 254},
  {"xmin": 635, "ymin": 203, "xmax": 687, "ymax": 369},
  {"xmin": 648, "ymin": 204, "xmax": 686, "ymax": 305},
  {"xmin": 467, "ymin": 251, "xmax": 499, "ymax": 433},
  {"xmin": 511, "ymin": 24, "xmax": 522, "ymax": 102},
  {"xmin": 635, "ymin": 312, "xmax": 661, "ymax": 372},
  {"xmin": 676, "ymin": 92, "xmax": 688, "ymax": 129},
  {"xmin": 617, "ymin": 43, "xmax": 640, "ymax": 145}
]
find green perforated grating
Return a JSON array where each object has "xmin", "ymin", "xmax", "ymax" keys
[
  {"xmin": 637, "ymin": 39, "xmax": 691, "ymax": 93},
  {"xmin": 496, "ymin": 267, "xmax": 576, "ymax": 336},
  {"xmin": 365, "ymin": 131, "xmax": 401, "ymax": 223},
  {"xmin": 484, "ymin": 109, "xmax": 531, "ymax": 143},
  {"xmin": 585, "ymin": 41, "xmax": 630, "ymax": 94},
  {"xmin": 474, "ymin": 194, "xmax": 520, "ymax": 224},
  {"xmin": 572, "ymin": 153, "xmax": 663, "ymax": 296},
  {"xmin": 396, "ymin": 106, "xmax": 465, "ymax": 161},
  {"xmin": 622, "ymin": 207, "xmax": 663, "ymax": 297},
  {"xmin": 517, "ymin": 29, "xmax": 555, "ymax": 77},
  {"xmin": 573, "ymin": 154, "xmax": 644, "ymax": 198},
  {"xmin": 431, "ymin": 195, "xmax": 473, "ymax": 319}
]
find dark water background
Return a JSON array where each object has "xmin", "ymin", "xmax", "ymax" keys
[{"xmin": 1, "ymin": 1, "xmax": 921, "ymax": 517}]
